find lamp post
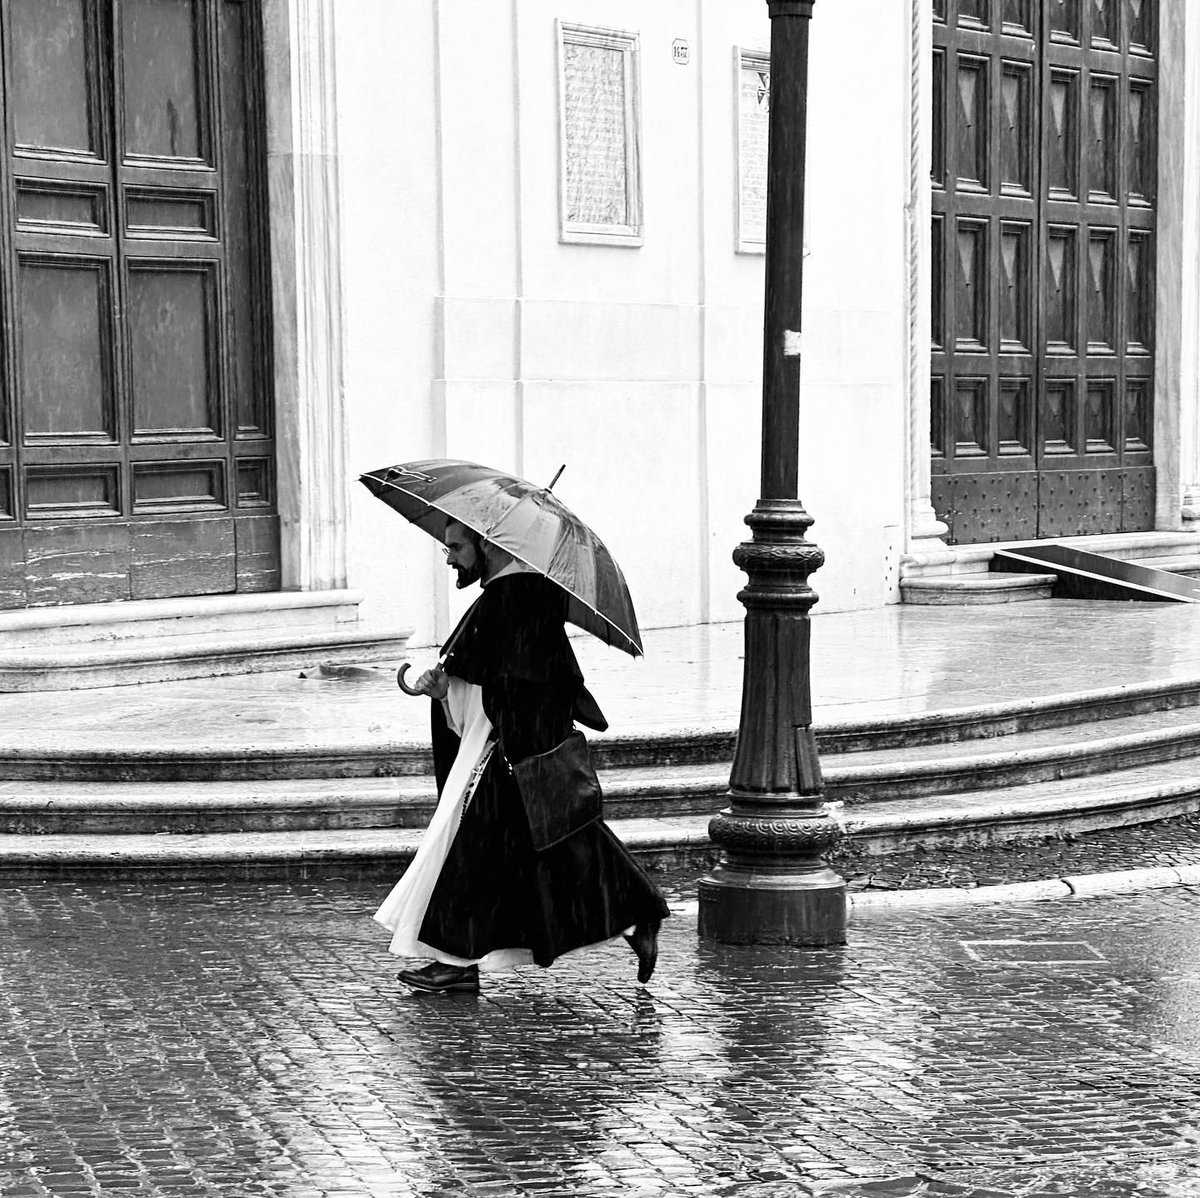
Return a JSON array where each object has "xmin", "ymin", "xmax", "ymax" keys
[{"xmin": 697, "ymin": 0, "xmax": 845, "ymax": 945}]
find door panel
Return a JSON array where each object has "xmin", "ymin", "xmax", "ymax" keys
[
  {"xmin": 932, "ymin": 0, "xmax": 1157, "ymax": 543},
  {"xmin": 0, "ymin": 0, "xmax": 277, "ymax": 608},
  {"xmin": 119, "ymin": 0, "xmax": 207, "ymax": 161},
  {"xmin": 25, "ymin": 463, "xmax": 120, "ymax": 518},
  {"xmin": 10, "ymin": 0, "xmax": 100, "ymax": 156},
  {"xmin": 127, "ymin": 262, "xmax": 218, "ymax": 435},
  {"xmin": 18, "ymin": 257, "xmax": 115, "ymax": 439}
]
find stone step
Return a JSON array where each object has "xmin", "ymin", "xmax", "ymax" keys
[
  {"xmin": 824, "ymin": 706, "xmax": 1200, "ymax": 803},
  {"xmin": 0, "ymin": 766, "xmax": 730, "ymax": 834},
  {"xmin": 1133, "ymin": 554, "xmax": 1200, "ymax": 578},
  {"xmin": 844, "ymin": 753, "xmax": 1200, "ymax": 854},
  {"xmin": 900, "ymin": 572, "xmax": 1056, "ymax": 605},
  {"xmin": 10, "ymin": 747, "xmax": 1200, "ymax": 872},
  {"xmin": 9, "ymin": 701, "xmax": 1200, "ymax": 837},
  {"xmin": 0, "ymin": 590, "xmax": 369, "ymax": 648},
  {"xmin": 0, "ymin": 627, "xmax": 412, "ymax": 692},
  {"xmin": 11, "ymin": 673, "xmax": 1200, "ymax": 782},
  {"xmin": 0, "ymin": 814, "xmax": 716, "ymax": 875},
  {"xmin": 902, "ymin": 530, "xmax": 1200, "ymax": 582}
]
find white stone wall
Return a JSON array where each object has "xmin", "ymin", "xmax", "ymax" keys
[{"xmin": 329, "ymin": 0, "xmax": 913, "ymax": 649}]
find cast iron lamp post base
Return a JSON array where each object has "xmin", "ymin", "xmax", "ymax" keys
[{"xmin": 697, "ymin": 498, "xmax": 846, "ymax": 946}]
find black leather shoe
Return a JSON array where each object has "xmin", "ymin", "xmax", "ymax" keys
[
  {"xmin": 625, "ymin": 921, "xmax": 660, "ymax": 984},
  {"xmin": 398, "ymin": 962, "xmax": 480, "ymax": 994}
]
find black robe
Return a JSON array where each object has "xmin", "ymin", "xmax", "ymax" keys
[{"xmin": 418, "ymin": 573, "xmax": 669, "ymax": 968}]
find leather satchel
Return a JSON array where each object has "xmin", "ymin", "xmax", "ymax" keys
[{"xmin": 511, "ymin": 729, "xmax": 602, "ymax": 851}]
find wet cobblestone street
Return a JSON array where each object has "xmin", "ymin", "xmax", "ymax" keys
[{"xmin": 6, "ymin": 875, "xmax": 1200, "ymax": 1196}]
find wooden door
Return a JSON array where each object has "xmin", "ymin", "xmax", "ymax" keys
[
  {"xmin": 0, "ymin": 0, "xmax": 276, "ymax": 609},
  {"xmin": 931, "ymin": 0, "xmax": 1157, "ymax": 544}
]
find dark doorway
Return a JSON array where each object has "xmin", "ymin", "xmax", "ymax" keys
[
  {"xmin": 931, "ymin": 0, "xmax": 1156, "ymax": 544},
  {"xmin": 0, "ymin": 0, "xmax": 277, "ymax": 608}
]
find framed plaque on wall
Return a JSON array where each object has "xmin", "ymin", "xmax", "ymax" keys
[
  {"xmin": 556, "ymin": 22, "xmax": 643, "ymax": 246},
  {"xmin": 735, "ymin": 47, "xmax": 770, "ymax": 254}
]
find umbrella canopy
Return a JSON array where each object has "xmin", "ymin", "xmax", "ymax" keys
[{"xmin": 360, "ymin": 459, "xmax": 642, "ymax": 657}]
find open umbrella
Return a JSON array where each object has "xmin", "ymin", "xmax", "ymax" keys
[{"xmin": 361, "ymin": 459, "xmax": 642, "ymax": 691}]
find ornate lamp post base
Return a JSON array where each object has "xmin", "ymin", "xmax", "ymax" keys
[
  {"xmin": 698, "ymin": 802, "xmax": 845, "ymax": 944},
  {"xmin": 697, "ymin": 498, "xmax": 846, "ymax": 946}
]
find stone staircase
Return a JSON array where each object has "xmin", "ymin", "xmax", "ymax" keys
[
  {"xmin": 0, "ymin": 591, "xmax": 413, "ymax": 690},
  {"xmin": 6, "ymin": 666, "xmax": 1200, "ymax": 874},
  {"xmin": 901, "ymin": 530, "xmax": 1200, "ymax": 604}
]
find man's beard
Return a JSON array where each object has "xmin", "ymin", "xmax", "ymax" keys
[{"xmin": 453, "ymin": 561, "xmax": 482, "ymax": 589}]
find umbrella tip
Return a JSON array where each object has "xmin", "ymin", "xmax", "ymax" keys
[{"xmin": 547, "ymin": 464, "xmax": 566, "ymax": 492}]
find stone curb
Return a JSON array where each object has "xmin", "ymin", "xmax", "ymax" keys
[{"xmin": 848, "ymin": 863, "xmax": 1197, "ymax": 909}]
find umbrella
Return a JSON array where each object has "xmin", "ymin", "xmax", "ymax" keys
[{"xmin": 360, "ymin": 459, "xmax": 642, "ymax": 691}]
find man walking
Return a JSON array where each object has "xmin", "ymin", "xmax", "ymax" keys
[{"xmin": 375, "ymin": 520, "xmax": 668, "ymax": 993}]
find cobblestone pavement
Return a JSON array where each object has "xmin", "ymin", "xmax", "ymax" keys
[
  {"xmin": 835, "ymin": 810, "xmax": 1200, "ymax": 893},
  {"xmin": 6, "ymin": 875, "xmax": 1200, "ymax": 1196}
]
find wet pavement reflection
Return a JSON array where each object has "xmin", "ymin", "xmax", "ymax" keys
[
  {"xmin": 5, "ymin": 877, "xmax": 1200, "ymax": 1194},
  {"xmin": 12, "ymin": 601, "xmax": 1200, "ymax": 756}
]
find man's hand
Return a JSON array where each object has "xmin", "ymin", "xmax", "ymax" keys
[{"xmin": 408, "ymin": 666, "xmax": 449, "ymax": 700}]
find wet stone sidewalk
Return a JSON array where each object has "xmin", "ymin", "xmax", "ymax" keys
[{"xmin": 5, "ymin": 876, "xmax": 1200, "ymax": 1195}]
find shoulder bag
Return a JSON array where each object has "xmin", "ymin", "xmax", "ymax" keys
[{"xmin": 511, "ymin": 728, "xmax": 602, "ymax": 851}]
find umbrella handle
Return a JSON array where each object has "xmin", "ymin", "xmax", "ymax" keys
[
  {"xmin": 396, "ymin": 662, "xmax": 447, "ymax": 697},
  {"xmin": 396, "ymin": 663, "xmax": 423, "ymax": 696}
]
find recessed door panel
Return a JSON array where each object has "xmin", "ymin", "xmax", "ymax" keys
[
  {"xmin": 16, "ymin": 183, "xmax": 108, "ymax": 233},
  {"xmin": 25, "ymin": 463, "xmax": 120, "ymax": 518},
  {"xmin": 121, "ymin": 0, "xmax": 206, "ymax": 161},
  {"xmin": 220, "ymin": 0, "xmax": 267, "ymax": 436},
  {"xmin": 1047, "ymin": 69, "xmax": 1079, "ymax": 198},
  {"xmin": 128, "ymin": 263, "xmax": 217, "ymax": 436},
  {"xmin": 1086, "ymin": 228, "xmax": 1117, "ymax": 353},
  {"xmin": 19, "ymin": 258, "xmax": 115, "ymax": 440},
  {"xmin": 10, "ymin": 0, "xmax": 98, "ymax": 155},
  {"xmin": 132, "ymin": 459, "xmax": 224, "ymax": 511}
]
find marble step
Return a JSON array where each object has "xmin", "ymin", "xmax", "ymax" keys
[
  {"xmin": 0, "ymin": 766, "xmax": 729, "ymax": 834},
  {"xmin": 845, "ymin": 753, "xmax": 1200, "ymax": 853},
  {"xmin": 9, "ymin": 683, "xmax": 1200, "ymax": 795},
  {"xmin": 0, "ymin": 627, "xmax": 412, "ymax": 692},
  {"xmin": 12, "ymin": 672, "xmax": 1200, "ymax": 783},
  {"xmin": 900, "ymin": 572, "xmax": 1056, "ymax": 605},
  {"xmin": 0, "ymin": 814, "xmax": 716, "ymax": 875},
  {"xmin": 824, "ymin": 705, "xmax": 1200, "ymax": 803},
  {"xmin": 8, "ymin": 702, "xmax": 1200, "ymax": 836},
  {"xmin": 9, "ymin": 750, "xmax": 1200, "ymax": 872},
  {"xmin": 900, "ymin": 551, "xmax": 1200, "ymax": 607},
  {"xmin": 0, "ymin": 591, "xmax": 369, "ymax": 648}
]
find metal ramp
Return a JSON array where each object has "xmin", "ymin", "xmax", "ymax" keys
[{"xmin": 992, "ymin": 543, "xmax": 1200, "ymax": 603}]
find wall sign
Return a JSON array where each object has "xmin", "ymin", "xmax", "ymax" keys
[
  {"xmin": 735, "ymin": 47, "xmax": 770, "ymax": 254},
  {"xmin": 556, "ymin": 22, "xmax": 643, "ymax": 246}
]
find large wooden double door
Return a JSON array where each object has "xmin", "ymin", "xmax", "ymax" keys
[
  {"xmin": 0, "ymin": 0, "xmax": 276, "ymax": 609},
  {"xmin": 931, "ymin": 0, "xmax": 1157, "ymax": 544}
]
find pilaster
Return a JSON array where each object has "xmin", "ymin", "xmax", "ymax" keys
[
  {"xmin": 264, "ymin": 0, "xmax": 350, "ymax": 591},
  {"xmin": 1167, "ymin": 1, "xmax": 1200, "ymax": 527},
  {"xmin": 903, "ymin": 0, "xmax": 949, "ymax": 555}
]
